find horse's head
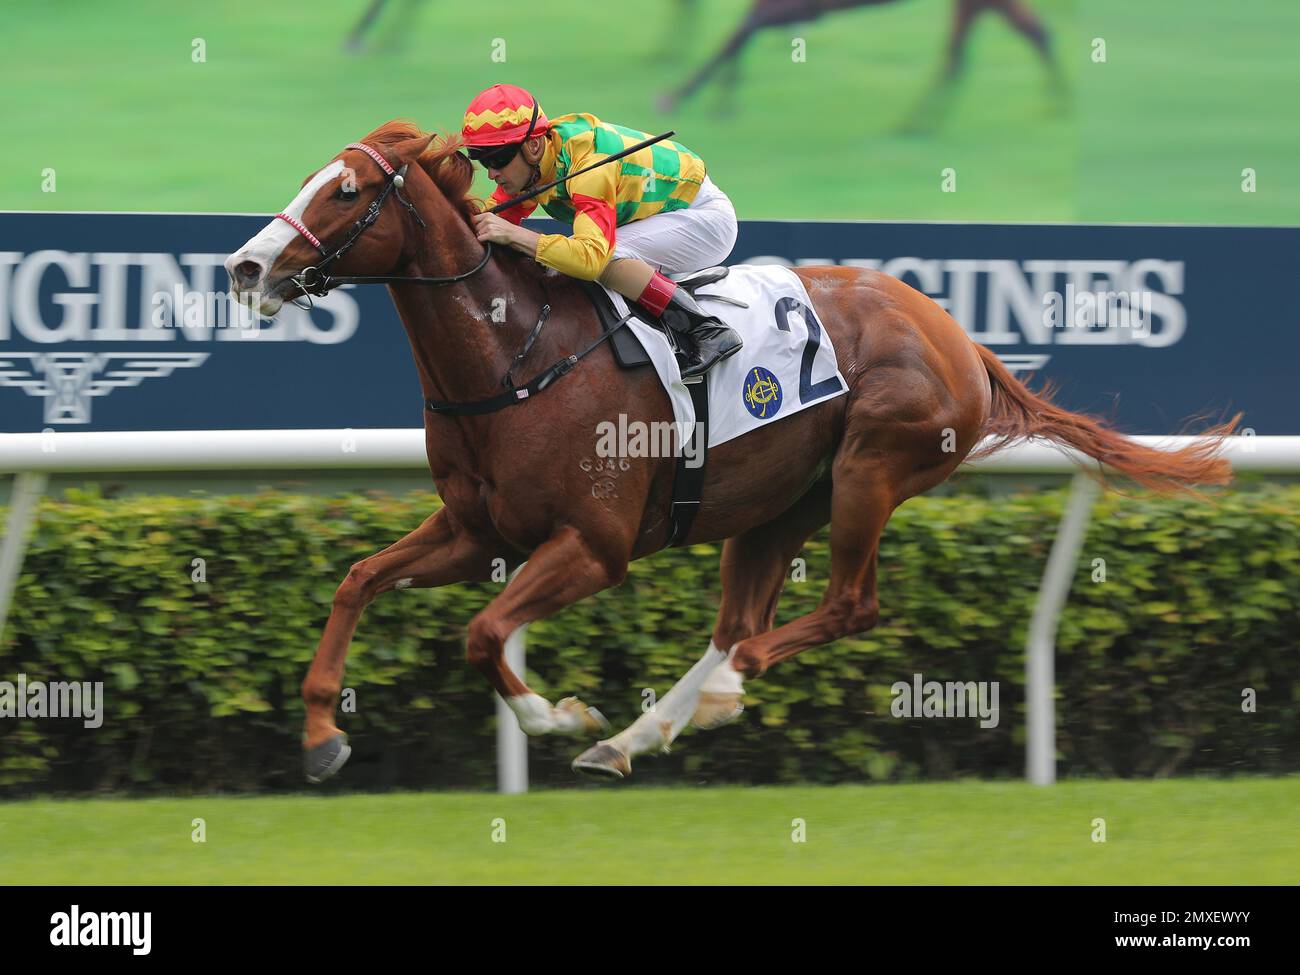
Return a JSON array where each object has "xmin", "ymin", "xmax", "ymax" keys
[{"xmin": 226, "ymin": 126, "xmax": 436, "ymax": 316}]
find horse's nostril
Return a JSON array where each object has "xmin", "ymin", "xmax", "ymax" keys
[{"xmin": 235, "ymin": 260, "xmax": 263, "ymax": 285}]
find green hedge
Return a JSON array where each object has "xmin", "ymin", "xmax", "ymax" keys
[{"xmin": 2, "ymin": 482, "xmax": 1297, "ymax": 795}]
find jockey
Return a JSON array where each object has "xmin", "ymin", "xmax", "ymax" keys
[{"xmin": 461, "ymin": 83, "xmax": 742, "ymax": 380}]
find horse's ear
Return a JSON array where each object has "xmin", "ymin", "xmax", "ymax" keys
[{"xmin": 392, "ymin": 133, "xmax": 438, "ymax": 164}]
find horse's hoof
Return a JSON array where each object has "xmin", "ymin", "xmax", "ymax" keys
[
  {"xmin": 571, "ymin": 742, "xmax": 631, "ymax": 781},
  {"xmin": 556, "ymin": 696, "xmax": 610, "ymax": 735},
  {"xmin": 691, "ymin": 691, "xmax": 744, "ymax": 730},
  {"xmin": 304, "ymin": 732, "xmax": 351, "ymax": 783}
]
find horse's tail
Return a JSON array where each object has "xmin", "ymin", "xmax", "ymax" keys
[{"xmin": 966, "ymin": 343, "xmax": 1240, "ymax": 494}]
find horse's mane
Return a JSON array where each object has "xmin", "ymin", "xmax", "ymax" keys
[{"xmin": 360, "ymin": 119, "xmax": 484, "ymax": 225}]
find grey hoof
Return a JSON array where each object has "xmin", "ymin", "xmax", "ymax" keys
[
  {"xmin": 571, "ymin": 742, "xmax": 632, "ymax": 781},
  {"xmin": 304, "ymin": 732, "xmax": 352, "ymax": 783}
]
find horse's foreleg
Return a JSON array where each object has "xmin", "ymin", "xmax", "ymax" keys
[
  {"xmin": 897, "ymin": 0, "xmax": 981, "ymax": 132},
  {"xmin": 943, "ymin": 0, "xmax": 982, "ymax": 82},
  {"xmin": 992, "ymin": 0, "xmax": 1054, "ymax": 66},
  {"xmin": 649, "ymin": 0, "xmax": 700, "ymax": 63},
  {"xmin": 465, "ymin": 525, "xmax": 625, "ymax": 738},
  {"xmin": 576, "ymin": 485, "xmax": 831, "ymax": 778},
  {"xmin": 993, "ymin": 0, "xmax": 1066, "ymax": 100},
  {"xmin": 657, "ymin": 7, "xmax": 771, "ymax": 113},
  {"xmin": 302, "ymin": 509, "xmax": 508, "ymax": 780}
]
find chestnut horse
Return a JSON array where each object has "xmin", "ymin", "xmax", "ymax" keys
[{"xmin": 226, "ymin": 121, "xmax": 1237, "ymax": 781}]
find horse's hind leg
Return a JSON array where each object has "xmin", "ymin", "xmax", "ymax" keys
[
  {"xmin": 730, "ymin": 407, "xmax": 965, "ymax": 680},
  {"xmin": 572, "ymin": 483, "xmax": 830, "ymax": 779},
  {"xmin": 734, "ymin": 466, "xmax": 890, "ymax": 678},
  {"xmin": 302, "ymin": 508, "xmax": 509, "ymax": 782},
  {"xmin": 695, "ymin": 479, "xmax": 832, "ymax": 726}
]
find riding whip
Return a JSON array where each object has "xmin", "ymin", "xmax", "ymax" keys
[{"xmin": 486, "ymin": 131, "xmax": 676, "ymax": 215}]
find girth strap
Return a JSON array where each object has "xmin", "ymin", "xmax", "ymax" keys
[{"xmin": 665, "ymin": 377, "xmax": 710, "ymax": 547}]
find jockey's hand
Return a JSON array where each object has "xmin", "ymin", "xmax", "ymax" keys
[{"xmin": 473, "ymin": 212, "xmax": 518, "ymax": 245}]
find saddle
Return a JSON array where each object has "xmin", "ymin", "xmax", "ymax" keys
[
  {"xmin": 579, "ymin": 265, "xmax": 732, "ymax": 548},
  {"xmin": 580, "ymin": 265, "xmax": 732, "ymax": 373}
]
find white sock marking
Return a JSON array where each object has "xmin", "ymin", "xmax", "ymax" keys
[{"xmin": 608, "ymin": 640, "xmax": 729, "ymax": 757}]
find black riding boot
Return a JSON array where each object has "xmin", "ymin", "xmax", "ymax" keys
[{"xmin": 658, "ymin": 287, "xmax": 743, "ymax": 380}]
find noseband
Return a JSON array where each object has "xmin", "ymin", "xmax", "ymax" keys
[{"xmin": 274, "ymin": 141, "xmax": 493, "ymax": 301}]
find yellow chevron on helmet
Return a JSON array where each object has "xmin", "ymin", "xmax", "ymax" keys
[{"xmin": 462, "ymin": 84, "xmax": 550, "ymax": 148}]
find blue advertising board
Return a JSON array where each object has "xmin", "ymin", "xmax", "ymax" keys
[{"xmin": 1, "ymin": 212, "xmax": 1295, "ymax": 434}]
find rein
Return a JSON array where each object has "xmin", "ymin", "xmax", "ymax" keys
[
  {"xmin": 273, "ymin": 139, "xmax": 630, "ymax": 417},
  {"xmin": 424, "ymin": 308, "xmax": 635, "ymax": 416},
  {"xmin": 277, "ymin": 142, "xmax": 495, "ymax": 300}
]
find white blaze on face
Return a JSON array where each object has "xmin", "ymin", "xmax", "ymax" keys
[{"xmin": 225, "ymin": 160, "xmax": 347, "ymax": 312}]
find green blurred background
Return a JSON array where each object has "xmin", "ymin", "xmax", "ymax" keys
[{"xmin": 4, "ymin": 0, "xmax": 1297, "ymax": 223}]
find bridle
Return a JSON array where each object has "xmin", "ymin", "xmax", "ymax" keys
[
  {"xmin": 274, "ymin": 141, "xmax": 493, "ymax": 302},
  {"xmin": 270, "ymin": 138, "xmax": 630, "ymax": 419}
]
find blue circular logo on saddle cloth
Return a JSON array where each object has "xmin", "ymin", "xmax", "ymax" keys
[{"xmin": 742, "ymin": 365, "xmax": 783, "ymax": 420}]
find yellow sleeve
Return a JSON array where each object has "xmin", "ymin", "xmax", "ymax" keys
[{"xmin": 534, "ymin": 151, "xmax": 619, "ymax": 281}]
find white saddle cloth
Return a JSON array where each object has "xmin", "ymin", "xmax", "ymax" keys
[{"xmin": 603, "ymin": 264, "xmax": 849, "ymax": 448}]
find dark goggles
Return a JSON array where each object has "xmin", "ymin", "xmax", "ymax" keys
[
  {"xmin": 466, "ymin": 100, "xmax": 539, "ymax": 170},
  {"xmin": 467, "ymin": 142, "xmax": 523, "ymax": 170}
]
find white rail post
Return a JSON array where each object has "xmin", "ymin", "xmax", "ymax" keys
[
  {"xmin": 0, "ymin": 472, "xmax": 48, "ymax": 643},
  {"xmin": 495, "ymin": 564, "xmax": 529, "ymax": 794},
  {"xmin": 1025, "ymin": 472, "xmax": 1099, "ymax": 785}
]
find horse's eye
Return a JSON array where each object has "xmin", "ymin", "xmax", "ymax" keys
[{"xmin": 334, "ymin": 186, "xmax": 358, "ymax": 202}]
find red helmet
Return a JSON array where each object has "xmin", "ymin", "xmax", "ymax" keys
[{"xmin": 461, "ymin": 84, "xmax": 549, "ymax": 148}]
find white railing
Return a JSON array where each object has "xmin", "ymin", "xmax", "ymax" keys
[
  {"xmin": 3, "ymin": 429, "xmax": 1297, "ymax": 473},
  {"xmin": 3, "ymin": 430, "xmax": 1298, "ymax": 791}
]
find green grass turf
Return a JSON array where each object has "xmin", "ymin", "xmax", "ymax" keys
[
  {"xmin": 3, "ymin": 0, "xmax": 1296, "ymax": 223},
  {"xmin": 2, "ymin": 778, "xmax": 1296, "ymax": 884}
]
